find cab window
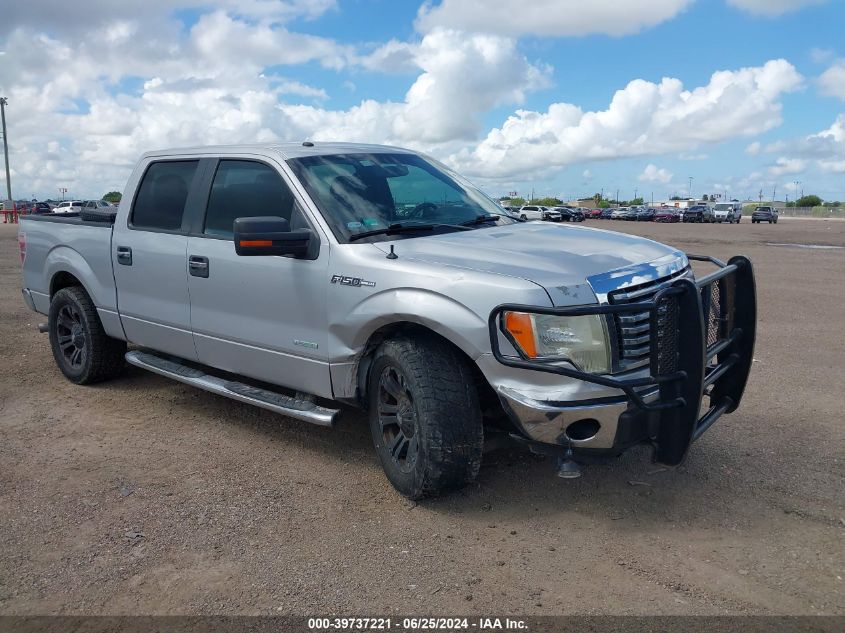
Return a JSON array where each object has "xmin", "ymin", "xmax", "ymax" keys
[
  {"xmin": 203, "ymin": 160, "xmax": 301, "ymax": 239},
  {"xmin": 132, "ymin": 160, "xmax": 199, "ymax": 231}
]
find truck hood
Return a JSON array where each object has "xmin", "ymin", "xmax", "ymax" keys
[{"xmin": 373, "ymin": 222, "xmax": 687, "ymax": 306}]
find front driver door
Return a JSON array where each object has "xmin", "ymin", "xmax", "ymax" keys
[{"xmin": 185, "ymin": 157, "xmax": 333, "ymax": 398}]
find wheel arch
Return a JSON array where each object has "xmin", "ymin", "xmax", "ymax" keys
[
  {"xmin": 50, "ymin": 269, "xmax": 86, "ymax": 298},
  {"xmin": 352, "ymin": 321, "xmax": 498, "ymax": 415},
  {"xmin": 44, "ymin": 245, "xmax": 115, "ymax": 311}
]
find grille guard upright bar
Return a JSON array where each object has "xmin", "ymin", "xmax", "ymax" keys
[{"xmin": 488, "ymin": 255, "xmax": 757, "ymax": 466}]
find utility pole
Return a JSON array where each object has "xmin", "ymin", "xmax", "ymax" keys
[
  {"xmin": 688, "ymin": 176, "xmax": 693, "ymax": 200},
  {"xmin": 0, "ymin": 97, "xmax": 12, "ymax": 203},
  {"xmin": 634, "ymin": 187, "xmax": 638, "ymax": 202}
]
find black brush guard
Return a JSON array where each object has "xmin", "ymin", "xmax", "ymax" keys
[{"xmin": 488, "ymin": 255, "xmax": 756, "ymax": 466}]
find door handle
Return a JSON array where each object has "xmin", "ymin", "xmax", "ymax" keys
[
  {"xmin": 116, "ymin": 246, "xmax": 132, "ymax": 266},
  {"xmin": 189, "ymin": 255, "xmax": 209, "ymax": 278}
]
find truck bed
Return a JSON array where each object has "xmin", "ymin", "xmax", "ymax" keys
[{"xmin": 19, "ymin": 214, "xmax": 121, "ymax": 337}]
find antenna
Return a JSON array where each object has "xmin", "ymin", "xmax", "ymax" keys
[{"xmin": 386, "ymin": 245, "xmax": 398, "ymax": 260}]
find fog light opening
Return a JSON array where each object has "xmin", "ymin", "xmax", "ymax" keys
[{"xmin": 565, "ymin": 418, "xmax": 601, "ymax": 442}]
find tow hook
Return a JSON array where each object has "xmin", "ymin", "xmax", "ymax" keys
[
  {"xmin": 556, "ymin": 447, "xmax": 582, "ymax": 479},
  {"xmin": 37, "ymin": 323, "xmax": 49, "ymax": 334}
]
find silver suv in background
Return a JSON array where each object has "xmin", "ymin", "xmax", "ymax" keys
[
  {"xmin": 752, "ymin": 206, "xmax": 779, "ymax": 224},
  {"xmin": 18, "ymin": 142, "xmax": 757, "ymax": 498}
]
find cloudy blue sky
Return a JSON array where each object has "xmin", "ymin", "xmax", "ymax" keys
[{"xmin": 1, "ymin": 0, "xmax": 844, "ymax": 202}]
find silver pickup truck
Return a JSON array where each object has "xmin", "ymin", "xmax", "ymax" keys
[{"xmin": 18, "ymin": 142, "xmax": 757, "ymax": 498}]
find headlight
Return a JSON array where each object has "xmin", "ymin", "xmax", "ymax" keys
[{"xmin": 503, "ymin": 311, "xmax": 611, "ymax": 374}]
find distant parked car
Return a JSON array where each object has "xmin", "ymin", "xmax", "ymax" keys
[
  {"xmin": 499, "ymin": 205, "xmax": 522, "ymax": 219},
  {"xmin": 654, "ymin": 208, "xmax": 680, "ymax": 223},
  {"xmin": 683, "ymin": 205, "xmax": 707, "ymax": 223},
  {"xmin": 31, "ymin": 202, "xmax": 53, "ymax": 215},
  {"xmin": 710, "ymin": 202, "xmax": 742, "ymax": 224},
  {"xmin": 554, "ymin": 206, "xmax": 585, "ymax": 222},
  {"xmin": 610, "ymin": 207, "xmax": 627, "ymax": 220},
  {"xmin": 53, "ymin": 200, "xmax": 83, "ymax": 214},
  {"xmin": 751, "ymin": 206, "xmax": 779, "ymax": 224},
  {"xmin": 83, "ymin": 200, "xmax": 114, "ymax": 211},
  {"xmin": 542, "ymin": 207, "xmax": 563, "ymax": 221},
  {"xmin": 518, "ymin": 205, "xmax": 561, "ymax": 221},
  {"xmin": 636, "ymin": 207, "xmax": 655, "ymax": 221},
  {"xmin": 600, "ymin": 207, "xmax": 614, "ymax": 219},
  {"xmin": 587, "ymin": 208, "xmax": 603, "ymax": 219}
]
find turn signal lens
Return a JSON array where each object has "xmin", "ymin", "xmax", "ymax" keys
[
  {"xmin": 504, "ymin": 311, "xmax": 538, "ymax": 358},
  {"xmin": 239, "ymin": 239, "xmax": 273, "ymax": 247}
]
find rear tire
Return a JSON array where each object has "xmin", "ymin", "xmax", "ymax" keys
[
  {"xmin": 48, "ymin": 286, "xmax": 126, "ymax": 384},
  {"xmin": 367, "ymin": 336, "xmax": 483, "ymax": 499}
]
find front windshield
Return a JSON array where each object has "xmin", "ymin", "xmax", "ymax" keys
[
  {"xmin": 287, "ymin": 152, "xmax": 516, "ymax": 243},
  {"xmin": 715, "ymin": 204, "xmax": 731, "ymax": 210}
]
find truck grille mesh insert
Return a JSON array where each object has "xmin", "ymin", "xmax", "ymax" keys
[
  {"xmin": 704, "ymin": 283, "xmax": 723, "ymax": 350},
  {"xmin": 655, "ymin": 295, "xmax": 680, "ymax": 374},
  {"xmin": 607, "ymin": 268, "xmax": 690, "ymax": 373}
]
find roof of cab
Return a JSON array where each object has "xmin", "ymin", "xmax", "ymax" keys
[{"xmin": 141, "ymin": 142, "xmax": 416, "ymax": 161}]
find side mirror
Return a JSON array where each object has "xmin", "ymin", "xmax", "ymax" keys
[{"xmin": 233, "ymin": 216, "xmax": 312, "ymax": 257}]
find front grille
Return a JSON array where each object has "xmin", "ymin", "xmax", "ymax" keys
[
  {"xmin": 607, "ymin": 268, "xmax": 690, "ymax": 372},
  {"xmin": 702, "ymin": 281, "xmax": 727, "ymax": 350}
]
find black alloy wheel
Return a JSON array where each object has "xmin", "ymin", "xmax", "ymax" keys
[
  {"xmin": 55, "ymin": 303, "xmax": 88, "ymax": 370},
  {"xmin": 376, "ymin": 366, "xmax": 420, "ymax": 474}
]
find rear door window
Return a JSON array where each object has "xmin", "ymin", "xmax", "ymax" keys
[{"xmin": 131, "ymin": 160, "xmax": 199, "ymax": 231}]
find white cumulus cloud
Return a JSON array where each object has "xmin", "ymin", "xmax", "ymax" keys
[
  {"xmin": 769, "ymin": 157, "xmax": 807, "ymax": 176},
  {"xmin": 726, "ymin": 0, "xmax": 828, "ymax": 16},
  {"xmin": 446, "ymin": 59, "xmax": 804, "ymax": 177},
  {"xmin": 818, "ymin": 60, "xmax": 845, "ymax": 102},
  {"xmin": 639, "ymin": 164, "xmax": 673, "ymax": 184},
  {"xmin": 283, "ymin": 28, "xmax": 551, "ymax": 145},
  {"xmin": 415, "ymin": 0, "xmax": 693, "ymax": 37}
]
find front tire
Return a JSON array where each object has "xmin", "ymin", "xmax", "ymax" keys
[
  {"xmin": 368, "ymin": 336, "xmax": 483, "ymax": 499},
  {"xmin": 48, "ymin": 286, "xmax": 126, "ymax": 384}
]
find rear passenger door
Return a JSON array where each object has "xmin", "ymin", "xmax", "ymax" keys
[
  {"xmin": 113, "ymin": 158, "xmax": 206, "ymax": 361},
  {"xmin": 185, "ymin": 157, "xmax": 332, "ymax": 397}
]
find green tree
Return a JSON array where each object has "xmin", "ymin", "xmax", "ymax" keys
[
  {"xmin": 103, "ymin": 191, "xmax": 122, "ymax": 204},
  {"xmin": 795, "ymin": 194, "xmax": 822, "ymax": 207},
  {"xmin": 530, "ymin": 197, "xmax": 562, "ymax": 206}
]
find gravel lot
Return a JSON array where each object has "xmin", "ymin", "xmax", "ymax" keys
[{"xmin": 0, "ymin": 219, "xmax": 842, "ymax": 616}]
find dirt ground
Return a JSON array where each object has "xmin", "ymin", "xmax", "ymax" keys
[{"xmin": 0, "ymin": 218, "xmax": 843, "ymax": 616}]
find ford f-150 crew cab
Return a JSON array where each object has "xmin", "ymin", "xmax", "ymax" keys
[{"xmin": 18, "ymin": 142, "xmax": 757, "ymax": 498}]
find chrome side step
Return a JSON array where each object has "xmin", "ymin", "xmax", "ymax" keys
[{"xmin": 125, "ymin": 350, "xmax": 338, "ymax": 427}]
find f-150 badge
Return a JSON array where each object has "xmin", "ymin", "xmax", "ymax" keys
[{"xmin": 331, "ymin": 274, "xmax": 376, "ymax": 288}]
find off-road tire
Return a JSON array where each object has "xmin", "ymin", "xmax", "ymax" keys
[
  {"xmin": 367, "ymin": 336, "xmax": 483, "ymax": 499},
  {"xmin": 49, "ymin": 286, "xmax": 126, "ymax": 384}
]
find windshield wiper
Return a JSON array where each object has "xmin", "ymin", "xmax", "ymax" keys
[
  {"xmin": 461, "ymin": 215, "xmax": 500, "ymax": 227},
  {"xmin": 348, "ymin": 222, "xmax": 436, "ymax": 241}
]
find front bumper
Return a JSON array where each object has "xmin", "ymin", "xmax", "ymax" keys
[{"xmin": 488, "ymin": 255, "xmax": 757, "ymax": 465}]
